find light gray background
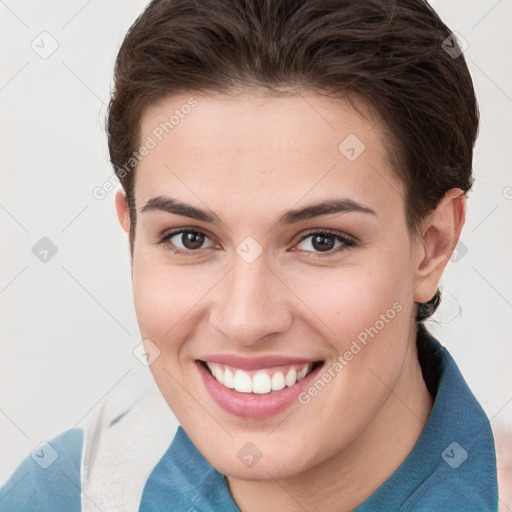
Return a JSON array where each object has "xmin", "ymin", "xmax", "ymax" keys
[{"xmin": 1, "ymin": 0, "xmax": 511, "ymax": 487}]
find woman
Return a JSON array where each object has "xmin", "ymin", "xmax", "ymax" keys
[{"xmin": 0, "ymin": 0, "xmax": 498, "ymax": 511}]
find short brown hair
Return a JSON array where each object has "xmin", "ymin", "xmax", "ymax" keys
[{"xmin": 106, "ymin": 0, "xmax": 479, "ymax": 323}]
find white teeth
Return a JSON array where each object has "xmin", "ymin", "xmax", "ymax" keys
[
  {"xmin": 234, "ymin": 369, "xmax": 252, "ymax": 393},
  {"xmin": 284, "ymin": 368, "xmax": 297, "ymax": 387},
  {"xmin": 252, "ymin": 373, "xmax": 272, "ymax": 394},
  {"xmin": 205, "ymin": 362, "xmax": 312, "ymax": 394},
  {"xmin": 271, "ymin": 372, "xmax": 286, "ymax": 391},
  {"xmin": 224, "ymin": 367, "xmax": 235, "ymax": 389},
  {"xmin": 212, "ymin": 365, "xmax": 221, "ymax": 381},
  {"xmin": 297, "ymin": 365, "xmax": 308, "ymax": 380}
]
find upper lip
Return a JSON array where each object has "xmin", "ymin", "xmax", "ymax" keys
[{"xmin": 197, "ymin": 354, "xmax": 322, "ymax": 370}]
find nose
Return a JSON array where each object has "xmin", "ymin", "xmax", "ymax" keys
[{"xmin": 208, "ymin": 255, "xmax": 293, "ymax": 348}]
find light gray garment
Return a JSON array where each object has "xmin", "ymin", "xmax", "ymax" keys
[{"xmin": 80, "ymin": 368, "xmax": 179, "ymax": 512}]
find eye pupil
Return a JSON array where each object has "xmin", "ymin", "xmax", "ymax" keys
[
  {"xmin": 312, "ymin": 234, "xmax": 335, "ymax": 252},
  {"xmin": 182, "ymin": 231, "xmax": 204, "ymax": 250}
]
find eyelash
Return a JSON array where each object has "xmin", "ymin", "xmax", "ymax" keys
[{"xmin": 155, "ymin": 228, "xmax": 357, "ymax": 257}]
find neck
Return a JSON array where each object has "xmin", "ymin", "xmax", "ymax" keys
[{"xmin": 226, "ymin": 327, "xmax": 434, "ymax": 512}]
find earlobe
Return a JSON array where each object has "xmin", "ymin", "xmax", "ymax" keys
[
  {"xmin": 115, "ymin": 187, "xmax": 131, "ymax": 233},
  {"xmin": 413, "ymin": 189, "xmax": 466, "ymax": 303}
]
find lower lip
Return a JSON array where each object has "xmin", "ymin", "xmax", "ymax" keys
[{"xmin": 196, "ymin": 360, "xmax": 324, "ymax": 419}]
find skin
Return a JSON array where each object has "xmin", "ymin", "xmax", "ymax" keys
[{"xmin": 115, "ymin": 89, "xmax": 465, "ymax": 512}]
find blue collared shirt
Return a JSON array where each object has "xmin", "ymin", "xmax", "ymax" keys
[{"xmin": 0, "ymin": 326, "xmax": 499, "ymax": 511}]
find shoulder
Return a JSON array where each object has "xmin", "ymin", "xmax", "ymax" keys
[
  {"xmin": 0, "ymin": 427, "xmax": 83, "ymax": 512},
  {"xmin": 80, "ymin": 368, "xmax": 178, "ymax": 512},
  {"xmin": 403, "ymin": 329, "xmax": 498, "ymax": 511},
  {"xmin": 356, "ymin": 327, "xmax": 499, "ymax": 511},
  {"xmin": 1, "ymin": 369, "xmax": 178, "ymax": 512}
]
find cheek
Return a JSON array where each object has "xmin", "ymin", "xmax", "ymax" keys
[
  {"xmin": 290, "ymin": 255, "xmax": 411, "ymax": 340},
  {"xmin": 132, "ymin": 263, "xmax": 175, "ymax": 339},
  {"xmin": 287, "ymin": 251, "xmax": 414, "ymax": 400},
  {"xmin": 131, "ymin": 248, "xmax": 206, "ymax": 340},
  {"xmin": 131, "ymin": 255, "xmax": 201, "ymax": 412}
]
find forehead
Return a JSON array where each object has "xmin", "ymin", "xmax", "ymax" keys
[{"xmin": 135, "ymin": 90, "xmax": 404, "ymax": 220}]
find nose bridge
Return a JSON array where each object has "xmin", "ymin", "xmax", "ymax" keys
[{"xmin": 210, "ymin": 254, "xmax": 292, "ymax": 346}]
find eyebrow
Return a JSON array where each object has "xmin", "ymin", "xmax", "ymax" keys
[{"xmin": 140, "ymin": 195, "xmax": 376, "ymax": 225}]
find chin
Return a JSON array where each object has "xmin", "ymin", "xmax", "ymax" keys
[{"xmin": 199, "ymin": 436, "xmax": 321, "ymax": 482}]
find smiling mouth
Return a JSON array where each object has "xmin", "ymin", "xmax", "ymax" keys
[{"xmin": 198, "ymin": 360, "xmax": 324, "ymax": 395}]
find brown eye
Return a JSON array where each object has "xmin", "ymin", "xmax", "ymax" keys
[
  {"xmin": 179, "ymin": 231, "xmax": 205, "ymax": 250},
  {"xmin": 310, "ymin": 233, "xmax": 336, "ymax": 252},
  {"xmin": 158, "ymin": 229, "xmax": 215, "ymax": 255},
  {"xmin": 295, "ymin": 230, "xmax": 356, "ymax": 256}
]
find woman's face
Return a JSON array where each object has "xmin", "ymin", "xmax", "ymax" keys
[{"xmin": 118, "ymin": 90, "xmax": 428, "ymax": 480}]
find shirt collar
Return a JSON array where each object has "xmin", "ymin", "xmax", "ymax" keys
[{"xmin": 354, "ymin": 324, "xmax": 498, "ymax": 511}]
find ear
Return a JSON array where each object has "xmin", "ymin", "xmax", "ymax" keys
[
  {"xmin": 412, "ymin": 188, "xmax": 466, "ymax": 303},
  {"xmin": 115, "ymin": 187, "xmax": 131, "ymax": 233}
]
